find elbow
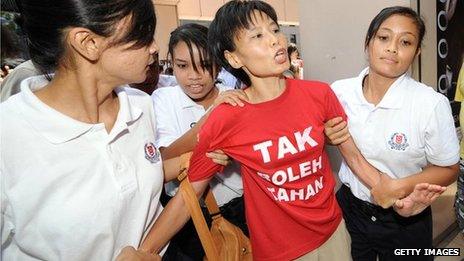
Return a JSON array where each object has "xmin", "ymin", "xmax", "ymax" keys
[
  {"xmin": 190, "ymin": 179, "xmax": 209, "ymax": 199},
  {"xmin": 450, "ymin": 163, "xmax": 460, "ymax": 182},
  {"xmin": 440, "ymin": 163, "xmax": 460, "ymax": 186}
]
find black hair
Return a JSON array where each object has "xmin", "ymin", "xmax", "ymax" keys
[
  {"xmin": 365, "ymin": 6, "xmax": 425, "ymax": 51},
  {"xmin": 208, "ymin": 0, "xmax": 278, "ymax": 87},
  {"xmin": 20, "ymin": 0, "xmax": 156, "ymax": 77},
  {"xmin": 287, "ymin": 43, "xmax": 299, "ymax": 60},
  {"xmin": 287, "ymin": 43, "xmax": 299, "ymax": 75},
  {"xmin": 1, "ymin": 25, "xmax": 20, "ymax": 61},
  {"xmin": 168, "ymin": 23, "xmax": 217, "ymax": 79}
]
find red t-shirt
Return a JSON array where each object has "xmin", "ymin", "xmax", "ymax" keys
[{"xmin": 188, "ymin": 79, "xmax": 347, "ymax": 260}]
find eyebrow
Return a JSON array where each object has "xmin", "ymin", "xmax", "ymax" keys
[
  {"xmin": 378, "ymin": 27, "xmax": 417, "ymax": 38},
  {"xmin": 246, "ymin": 20, "xmax": 278, "ymax": 34},
  {"xmin": 174, "ymin": 58, "xmax": 188, "ymax": 63}
]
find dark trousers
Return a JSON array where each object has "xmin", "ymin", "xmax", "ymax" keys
[
  {"xmin": 160, "ymin": 191, "xmax": 248, "ymax": 261},
  {"xmin": 336, "ymin": 184, "xmax": 433, "ymax": 261}
]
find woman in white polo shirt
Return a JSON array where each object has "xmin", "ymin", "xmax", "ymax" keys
[
  {"xmin": 152, "ymin": 23, "xmax": 247, "ymax": 260},
  {"xmin": 326, "ymin": 6, "xmax": 460, "ymax": 261},
  {"xmin": 0, "ymin": 1, "xmax": 231, "ymax": 260}
]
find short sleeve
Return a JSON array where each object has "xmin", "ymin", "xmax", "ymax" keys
[
  {"xmin": 424, "ymin": 95, "xmax": 460, "ymax": 166},
  {"xmin": 151, "ymin": 91, "xmax": 179, "ymax": 148},
  {"xmin": 188, "ymin": 108, "xmax": 230, "ymax": 182},
  {"xmin": 324, "ymin": 85, "xmax": 347, "ymax": 122}
]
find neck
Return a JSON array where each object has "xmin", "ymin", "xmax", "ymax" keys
[
  {"xmin": 34, "ymin": 66, "xmax": 119, "ymax": 131},
  {"xmin": 363, "ymin": 70, "xmax": 397, "ymax": 106},
  {"xmin": 245, "ymin": 75, "xmax": 286, "ymax": 103}
]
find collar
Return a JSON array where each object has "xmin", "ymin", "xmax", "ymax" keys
[
  {"xmin": 18, "ymin": 76, "xmax": 142, "ymax": 144},
  {"xmin": 354, "ymin": 67, "xmax": 408, "ymax": 109},
  {"xmin": 108, "ymin": 87, "xmax": 143, "ymax": 142},
  {"xmin": 178, "ymin": 85, "xmax": 202, "ymax": 110}
]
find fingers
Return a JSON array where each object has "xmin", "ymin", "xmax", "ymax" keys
[
  {"xmin": 230, "ymin": 95, "xmax": 245, "ymax": 107},
  {"xmin": 223, "ymin": 96, "xmax": 241, "ymax": 106},
  {"xmin": 207, "ymin": 150, "xmax": 228, "ymax": 160},
  {"xmin": 230, "ymin": 89, "xmax": 248, "ymax": 102},
  {"xmin": 330, "ymin": 120, "xmax": 348, "ymax": 133},
  {"xmin": 326, "ymin": 121, "xmax": 348, "ymax": 137},
  {"xmin": 414, "ymin": 184, "xmax": 446, "ymax": 199},
  {"xmin": 407, "ymin": 183, "xmax": 446, "ymax": 205},
  {"xmin": 324, "ymin": 117, "xmax": 344, "ymax": 129},
  {"xmin": 413, "ymin": 183, "xmax": 430, "ymax": 191},
  {"xmin": 328, "ymin": 125, "xmax": 350, "ymax": 144},
  {"xmin": 394, "ymin": 199, "xmax": 404, "ymax": 209},
  {"xmin": 206, "ymin": 150, "xmax": 231, "ymax": 166},
  {"xmin": 428, "ymin": 192, "xmax": 442, "ymax": 203},
  {"xmin": 425, "ymin": 184, "xmax": 446, "ymax": 200},
  {"xmin": 394, "ymin": 183, "xmax": 446, "ymax": 217},
  {"xmin": 215, "ymin": 90, "xmax": 248, "ymax": 107},
  {"xmin": 427, "ymin": 184, "xmax": 446, "ymax": 193},
  {"xmin": 324, "ymin": 117, "xmax": 349, "ymax": 145},
  {"xmin": 414, "ymin": 183, "xmax": 446, "ymax": 193},
  {"xmin": 210, "ymin": 157, "xmax": 231, "ymax": 166}
]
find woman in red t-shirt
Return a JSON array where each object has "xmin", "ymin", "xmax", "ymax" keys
[{"xmin": 138, "ymin": 1, "xmax": 444, "ymax": 260}]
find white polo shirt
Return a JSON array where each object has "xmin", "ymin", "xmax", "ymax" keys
[
  {"xmin": 331, "ymin": 68, "xmax": 460, "ymax": 203},
  {"xmin": 151, "ymin": 84, "xmax": 243, "ymax": 206},
  {"xmin": 1, "ymin": 76, "xmax": 165, "ymax": 260}
]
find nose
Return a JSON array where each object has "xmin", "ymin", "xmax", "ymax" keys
[
  {"xmin": 268, "ymin": 30, "xmax": 278, "ymax": 47},
  {"xmin": 386, "ymin": 41, "xmax": 398, "ymax": 54},
  {"xmin": 188, "ymin": 67, "xmax": 201, "ymax": 80}
]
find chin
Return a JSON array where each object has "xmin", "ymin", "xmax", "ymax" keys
[
  {"xmin": 131, "ymin": 73, "xmax": 148, "ymax": 83},
  {"xmin": 276, "ymin": 67, "xmax": 288, "ymax": 76},
  {"xmin": 379, "ymin": 70, "xmax": 405, "ymax": 79},
  {"xmin": 372, "ymin": 65, "xmax": 405, "ymax": 79},
  {"xmin": 187, "ymin": 92, "xmax": 205, "ymax": 100}
]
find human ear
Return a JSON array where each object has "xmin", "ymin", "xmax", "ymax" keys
[
  {"xmin": 415, "ymin": 47, "xmax": 421, "ymax": 57},
  {"xmin": 224, "ymin": 50, "xmax": 243, "ymax": 69},
  {"xmin": 67, "ymin": 27, "xmax": 104, "ymax": 62}
]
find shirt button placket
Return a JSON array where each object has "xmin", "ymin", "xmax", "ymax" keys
[{"xmin": 365, "ymin": 109, "xmax": 376, "ymax": 148}]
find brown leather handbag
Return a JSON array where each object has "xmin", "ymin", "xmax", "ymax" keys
[{"xmin": 178, "ymin": 152, "xmax": 252, "ymax": 261}]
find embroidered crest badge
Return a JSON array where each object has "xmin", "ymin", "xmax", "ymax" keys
[
  {"xmin": 388, "ymin": 132, "xmax": 409, "ymax": 151},
  {"xmin": 144, "ymin": 142, "xmax": 160, "ymax": 163}
]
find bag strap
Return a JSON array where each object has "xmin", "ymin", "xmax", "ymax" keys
[
  {"xmin": 204, "ymin": 188, "xmax": 222, "ymax": 219},
  {"xmin": 177, "ymin": 152, "xmax": 219, "ymax": 261}
]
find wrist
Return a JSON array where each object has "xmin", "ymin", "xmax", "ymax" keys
[{"xmin": 390, "ymin": 178, "xmax": 407, "ymax": 199}]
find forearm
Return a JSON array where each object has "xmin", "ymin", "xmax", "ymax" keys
[
  {"xmin": 337, "ymin": 137, "xmax": 381, "ymax": 188},
  {"xmin": 140, "ymin": 179, "xmax": 210, "ymax": 253},
  {"xmin": 397, "ymin": 163, "xmax": 459, "ymax": 196},
  {"xmin": 139, "ymin": 193, "xmax": 191, "ymax": 254},
  {"xmin": 162, "ymin": 156, "xmax": 181, "ymax": 182},
  {"xmin": 161, "ymin": 113, "xmax": 211, "ymax": 160}
]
